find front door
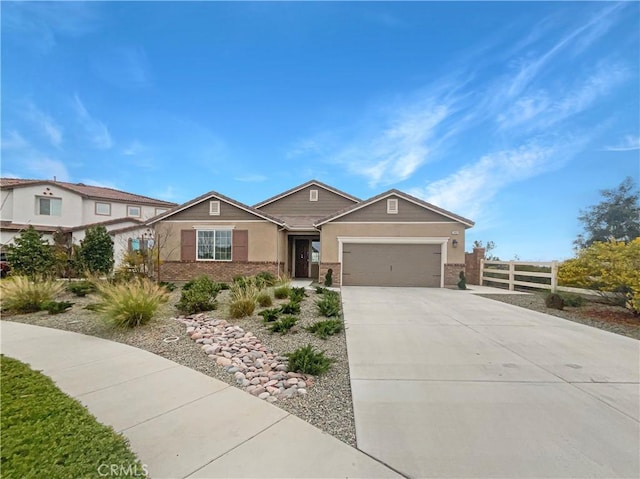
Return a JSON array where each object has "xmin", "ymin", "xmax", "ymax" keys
[{"xmin": 295, "ymin": 239, "xmax": 309, "ymax": 278}]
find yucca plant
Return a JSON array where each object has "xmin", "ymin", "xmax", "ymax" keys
[
  {"xmin": 316, "ymin": 291, "xmax": 341, "ymax": 317},
  {"xmin": 258, "ymin": 307, "xmax": 281, "ymax": 322},
  {"xmin": 268, "ymin": 315, "xmax": 298, "ymax": 334},
  {"xmin": 95, "ymin": 278, "xmax": 169, "ymax": 328},
  {"xmin": 0, "ymin": 276, "xmax": 64, "ymax": 313}
]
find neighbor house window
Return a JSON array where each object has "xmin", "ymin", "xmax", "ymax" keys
[
  {"xmin": 209, "ymin": 201, "xmax": 220, "ymax": 216},
  {"xmin": 95, "ymin": 202, "xmax": 111, "ymax": 216},
  {"xmin": 309, "ymin": 189, "xmax": 318, "ymax": 201},
  {"xmin": 37, "ymin": 197, "xmax": 62, "ymax": 216},
  {"xmin": 197, "ymin": 230, "xmax": 232, "ymax": 261},
  {"xmin": 155, "ymin": 208, "xmax": 168, "ymax": 216},
  {"xmin": 387, "ymin": 198, "xmax": 398, "ymax": 214},
  {"xmin": 127, "ymin": 205, "xmax": 141, "ymax": 217}
]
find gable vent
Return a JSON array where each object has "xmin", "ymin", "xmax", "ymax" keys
[
  {"xmin": 309, "ymin": 189, "xmax": 318, "ymax": 202},
  {"xmin": 387, "ymin": 198, "xmax": 398, "ymax": 214},
  {"xmin": 209, "ymin": 200, "xmax": 221, "ymax": 216}
]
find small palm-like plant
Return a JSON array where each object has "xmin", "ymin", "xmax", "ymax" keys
[
  {"xmin": 0, "ymin": 276, "xmax": 64, "ymax": 313},
  {"xmin": 286, "ymin": 344, "xmax": 334, "ymax": 375},
  {"xmin": 95, "ymin": 278, "xmax": 169, "ymax": 328},
  {"xmin": 268, "ymin": 315, "xmax": 298, "ymax": 334},
  {"xmin": 306, "ymin": 319, "xmax": 343, "ymax": 339}
]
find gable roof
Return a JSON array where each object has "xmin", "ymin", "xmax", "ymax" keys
[
  {"xmin": 314, "ymin": 189, "xmax": 475, "ymax": 228},
  {"xmin": 253, "ymin": 179, "xmax": 360, "ymax": 209},
  {"xmin": 147, "ymin": 190, "xmax": 285, "ymax": 226},
  {"xmin": 0, "ymin": 178, "xmax": 176, "ymax": 207}
]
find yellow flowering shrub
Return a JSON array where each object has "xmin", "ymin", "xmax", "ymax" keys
[{"xmin": 558, "ymin": 238, "xmax": 640, "ymax": 314}]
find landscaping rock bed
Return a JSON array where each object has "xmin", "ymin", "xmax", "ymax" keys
[
  {"xmin": 1, "ymin": 285, "xmax": 357, "ymax": 447},
  {"xmin": 478, "ymin": 292, "xmax": 640, "ymax": 340}
]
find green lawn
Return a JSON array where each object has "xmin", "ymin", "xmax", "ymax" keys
[{"xmin": 1, "ymin": 355, "xmax": 147, "ymax": 479}]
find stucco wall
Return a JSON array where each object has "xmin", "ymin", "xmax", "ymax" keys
[
  {"xmin": 155, "ymin": 220, "xmax": 279, "ymax": 262},
  {"xmin": 12, "ymin": 185, "xmax": 83, "ymax": 227},
  {"xmin": 320, "ymin": 222, "xmax": 467, "ymax": 264},
  {"xmin": 81, "ymin": 201, "xmax": 163, "ymax": 225}
]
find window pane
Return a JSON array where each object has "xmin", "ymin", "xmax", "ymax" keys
[
  {"xmin": 39, "ymin": 198, "xmax": 51, "ymax": 215},
  {"xmin": 128, "ymin": 206, "xmax": 140, "ymax": 217},
  {"xmin": 96, "ymin": 202, "xmax": 111, "ymax": 215},
  {"xmin": 215, "ymin": 230, "xmax": 232, "ymax": 260},
  {"xmin": 50, "ymin": 199, "xmax": 62, "ymax": 216},
  {"xmin": 197, "ymin": 231, "xmax": 215, "ymax": 260}
]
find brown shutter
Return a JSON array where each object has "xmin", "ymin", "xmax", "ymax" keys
[
  {"xmin": 232, "ymin": 230, "xmax": 248, "ymax": 262},
  {"xmin": 181, "ymin": 230, "xmax": 196, "ymax": 261}
]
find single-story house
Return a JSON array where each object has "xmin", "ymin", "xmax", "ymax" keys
[{"xmin": 149, "ymin": 180, "xmax": 474, "ymax": 287}]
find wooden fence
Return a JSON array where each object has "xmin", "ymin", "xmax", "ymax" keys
[{"xmin": 480, "ymin": 260, "xmax": 596, "ymax": 294}]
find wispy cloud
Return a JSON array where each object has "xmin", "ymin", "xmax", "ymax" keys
[
  {"xmin": 24, "ymin": 102, "xmax": 63, "ymax": 147},
  {"xmin": 1, "ymin": 130, "xmax": 28, "ymax": 150},
  {"xmin": 409, "ymin": 137, "xmax": 585, "ymax": 221},
  {"xmin": 604, "ymin": 135, "xmax": 640, "ymax": 152},
  {"xmin": 234, "ymin": 174, "xmax": 268, "ymax": 183},
  {"xmin": 2, "ymin": 2, "xmax": 101, "ymax": 52},
  {"xmin": 80, "ymin": 178, "xmax": 118, "ymax": 189},
  {"xmin": 73, "ymin": 94, "xmax": 113, "ymax": 149},
  {"xmin": 122, "ymin": 140, "xmax": 146, "ymax": 156},
  {"xmin": 25, "ymin": 156, "xmax": 70, "ymax": 182},
  {"xmin": 90, "ymin": 46, "xmax": 152, "ymax": 89}
]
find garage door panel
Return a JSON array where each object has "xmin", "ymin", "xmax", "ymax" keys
[{"xmin": 342, "ymin": 243, "xmax": 441, "ymax": 287}]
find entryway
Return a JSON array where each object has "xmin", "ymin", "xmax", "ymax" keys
[{"xmin": 289, "ymin": 236, "xmax": 320, "ymax": 279}]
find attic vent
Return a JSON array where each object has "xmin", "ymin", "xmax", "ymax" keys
[
  {"xmin": 387, "ymin": 198, "xmax": 398, "ymax": 214},
  {"xmin": 309, "ymin": 189, "xmax": 318, "ymax": 202},
  {"xmin": 209, "ymin": 200, "xmax": 221, "ymax": 216}
]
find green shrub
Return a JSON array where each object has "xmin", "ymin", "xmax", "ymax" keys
[
  {"xmin": 289, "ymin": 287, "xmax": 307, "ymax": 302},
  {"xmin": 457, "ymin": 271, "xmax": 467, "ymax": 290},
  {"xmin": 66, "ymin": 280, "xmax": 96, "ymax": 297},
  {"xmin": 41, "ymin": 300, "xmax": 74, "ymax": 315},
  {"xmin": 558, "ymin": 292, "xmax": 586, "ymax": 307},
  {"xmin": 256, "ymin": 292, "xmax": 273, "ymax": 307},
  {"xmin": 217, "ymin": 282, "xmax": 230, "ymax": 290},
  {"xmin": 177, "ymin": 275, "xmax": 220, "ymax": 314},
  {"xmin": 255, "ymin": 271, "xmax": 277, "ymax": 287},
  {"xmin": 324, "ymin": 268, "xmax": 333, "ymax": 287},
  {"xmin": 280, "ymin": 301, "xmax": 301, "ymax": 315},
  {"xmin": 268, "ymin": 315, "xmax": 298, "ymax": 334},
  {"xmin": 274, "ymin": 285, "xmax": 291, "ymax": 299},
  {"xmin": 0, "ymin": 277, "xmax": 64, "ymax": 313},
  {"xmin": 229, "ymin": 299, "xmax": 256, "ymax": 318},
  {"xmin": 6, "ymin": 226, "xmax": 56, "ymax": 279},
  {"xmin": 545, "ymin": 293, "xmax": 565, "ymax": 310},
  {"xmin": 258, "ymin": 308, "xmax": 281, "ymax": 322},
  {"xmin": 315, "ymin": 286, "xmax": 329, "ymax": 295},
  {"xmin": 95, "ymin": 278, "xmax": 169, "ymax": 328},
  {"xmin": 316, "ymin": 291, "xmax": 341, "ymax": 317},
  {"xmin": 306, "ymin": 319, "xmax": 343, "ymax": 339},
  {"xmin": 78, "ymin": 225, "xmax": 114, "ymax": 275},
  {"xmin": 286, "ymin": 344, "xmax": 334, "ymax": 375}
]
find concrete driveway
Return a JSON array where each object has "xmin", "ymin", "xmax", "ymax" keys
[{"xmin": 342, "ymin": 287, "xmax": 640, "ymax": 478}]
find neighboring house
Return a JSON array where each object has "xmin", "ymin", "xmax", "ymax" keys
[
  {"xmin": 150, "ymin": 180, "xmax": 474, "ymax": 287},
  {"xmin": 0, "ymin": 178, "xmax": 176, "ymax": 265}
]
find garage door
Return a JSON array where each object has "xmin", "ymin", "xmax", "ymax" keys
[{"xmin": 342, "ymin": 243, "xmax": 442, "ymax": 287}]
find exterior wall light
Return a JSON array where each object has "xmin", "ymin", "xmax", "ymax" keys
[{"xmin": 452, "ymin": 239, "xmax": 459, "ymax": 248}]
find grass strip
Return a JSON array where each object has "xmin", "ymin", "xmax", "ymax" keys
[{"xmin": 1, "ymin": 355, "xmax": 146, "ymax": 478}]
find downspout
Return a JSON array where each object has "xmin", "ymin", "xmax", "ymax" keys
[{"xmin": 277, "ymin": 224, "xmax": 287, "ymax": 277}]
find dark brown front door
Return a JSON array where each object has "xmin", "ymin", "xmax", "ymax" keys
[{"xmin": 295, "ymin": 239, "xmax": 309, "ymax": 278}]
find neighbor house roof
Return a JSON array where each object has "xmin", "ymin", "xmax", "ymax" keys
[
  {"xmin": 0, "ymin": 221, "xmax": 58, "ymax": 234},
  {"xmin": 253, "ymin": 179, "xmax": 361, "ymax": 208},
  {"xmin": 0, "ymin": 178, "xmax": 176, "ymax": 207},
  {"xmin": 64, "ymin": 217, "xmax": 145, "ymax": 233},
  {"xmin": 147, "ymin": 190, "xmax": 286, "ymax": 226},
  {"xmin": 314, "ymin": 189, "xmax": 475, "ymax": 227}
]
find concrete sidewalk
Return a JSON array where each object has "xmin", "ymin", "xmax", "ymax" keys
[{"xmin": 1, "ymin": 321, "xmax": 401, "ymax": 479}]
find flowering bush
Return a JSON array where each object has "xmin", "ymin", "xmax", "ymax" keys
[{"xmin": 558, "ymin": 238, "xmax": 640, "ymax": 314}]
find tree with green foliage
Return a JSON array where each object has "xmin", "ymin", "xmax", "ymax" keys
[
  {"xmin": 574, "ymin": 177, "xmax": 640, "ymax": 250},
  {"xmin": 6, "ymin": 226, "xmax": 55, "ymax": 278},
  {"xmin": 78, "ymin": 226, "xmax": 114, "ymax": 275}
]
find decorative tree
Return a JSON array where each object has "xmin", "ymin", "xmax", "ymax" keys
[
  {"xmin": 574, "ymin": 177, "xmax": 640, "ymax": 250},
  {"xmin": 457, "ymin": 271, "xmax": 467, "ymax": 290},
  {"xmin": 6, "ymin": 226, "xmax": 56, "ymax": 278},
  {"xmin": 472, "ymin": 240, "xmax": 499, "ymax": 260},
  {"xmin": 78, "ymin": 226, "xmax": 114, "ymax": 275},
  {"xmin": 324, "ymin": 268, "xmax": 333, "ymax": 287}
]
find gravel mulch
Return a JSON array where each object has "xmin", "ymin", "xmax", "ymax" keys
[
  {"xmin": 1, "ymin": 285, "xmax": 356, "ymax": 447},
  {"xmin": 477, "ymin": 292, "xmax": 640, "ymax": 340}
]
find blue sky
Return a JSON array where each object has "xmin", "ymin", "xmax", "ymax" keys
[{"xmin": 2, "ymin": 1, "xmax": 638, "ymax": 260}]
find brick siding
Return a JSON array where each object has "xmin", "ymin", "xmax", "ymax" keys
[
  {"xmin": 464, "ymin": 247, "xmax": 485, "ymax": 285},
  {"xmin": 319, "ymin": 262, "xmax": 342, "ymax": 286},
  {"xmin": 160, "ymin": 261, "xmax": 280, "ymax": 282},
  {"xmin": 444, "ymin": 263, "xmax": 466, "ymax": 286}
]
